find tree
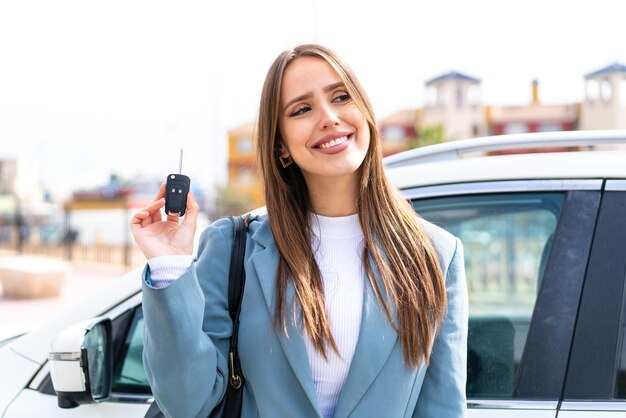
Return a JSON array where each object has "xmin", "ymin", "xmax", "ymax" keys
[{"xmin": 411, "ymin": 123, "xmax": 446, "ymax": 149}]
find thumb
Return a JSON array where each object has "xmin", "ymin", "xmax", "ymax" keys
[{"xmin": 182, "ymin": 191, "xmax": 200, "ymax": 229}]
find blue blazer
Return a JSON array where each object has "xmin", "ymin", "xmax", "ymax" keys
[{"xmin": 142, "ymin": 214, "xmax": 468, "ymax": 418}]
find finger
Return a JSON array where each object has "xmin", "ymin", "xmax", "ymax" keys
[
  {"xmin": 130, "ymin": 210, "xmax": 154, "ymax": 232},
  {"xmin": 133, "ymin": 198, "xmax": 164, "ymax": 226},
  {"xmin": 181, "ymin": 192, "xmax": 200, "ymax": 229},
  {"xmin": 130, "ymin": 217, "xmax": 143, "ymax": 236},
  {"xmin": 139, "ymin": 195, "xmax": 166, "ymax": 213},
  {"xmin": 141, "ymin": 216, "xmax": 151, "ymax": 228},
  {"xmin": 153, "ymin": 183, "xmax": 166, "ymax": 201},
  {"xmin": 140, "ymin": 197, "xmax": 164, "ymax": 213},
  {"xmin": 150, "ymin": 198, "xmax": 165, "ymax": 223},
  {"xmin": 130, "ymin": 210, "xmax": 150, "ymax": 226},
  {"xmin": 166, "ymin": 212, "xmax": 180, "ymax": 223},
  {"xmin": 165, "ymin": 197, "xmax": 181, "ymax": 222}
]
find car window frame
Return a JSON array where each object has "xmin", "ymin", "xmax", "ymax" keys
[
  {"xmin": 515, "ymin": 190, "xmax": 600, "ymax": 398},
  {"xmin": 403, "ymin": 179, "xmax": 602, "ymax": 410},
  {"xmin": 563, "ymin": 184, "xmax": 626, "ymax": 405}
]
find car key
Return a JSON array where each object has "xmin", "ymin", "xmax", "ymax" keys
[{"xmin": 165, "ymin": 149, "xmax": 191, "ymax": 217}]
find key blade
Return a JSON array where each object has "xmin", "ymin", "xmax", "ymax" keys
[{"xmin": 179, "ymin": 148, "xmax": 183, "ymax": 173}]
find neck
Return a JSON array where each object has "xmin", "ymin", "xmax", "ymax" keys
[{"xmin": 304, "ymin": 173, "xmax": 358, "ymax": 217}]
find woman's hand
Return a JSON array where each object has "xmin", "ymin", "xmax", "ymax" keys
[{"xmin": 130, "ymin": 183, "xmax": 200, "ymax": 260}]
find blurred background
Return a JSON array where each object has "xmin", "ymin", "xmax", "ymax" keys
[{"xmin": 1, "ymin": 0, "xmax": 625, "ymax": 334}]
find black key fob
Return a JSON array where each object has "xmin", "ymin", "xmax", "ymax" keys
[{"xmin": 165, "ymin": 174, "xmax": 191, "ymax": 216}]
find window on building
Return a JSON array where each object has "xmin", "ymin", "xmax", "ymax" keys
[
  {"xmin": 382, "ymin": 126, "xmax": 407, "ymax": 144},
  {"xmin": 468, "ymin": 85, "xmax": 481, "ymax": 107},
  {"xmin": 586, "ymin": 79, "xmax": 599, "ymax": 103},
  {"xmin": 504, "ymin": 123, "xmax": 528, "ymax": 135},
  {"xmin": 437, "ymin": 86, "xmax": 447, "ymax": 107},
  {"xmin": 601, "ymin": 79, "xmax": 613, "ymax": 102},
  {"xmin": 538, "ymin": 123, "xmax": 561, "ymax": 132},
  {"xmin": 237, "ymin": 137, "xmax": 253, "ymax": 154},
  {"xmin": 425, "ymin": 86, "xmax": 437, "ymax": 107},
  {"xmin": 456, "ymin": 85, "xmax": 464, "ymax": 109}
]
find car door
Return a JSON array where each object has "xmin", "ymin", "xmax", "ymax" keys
[
  {"xmin": 558, "ymin": 180, "xmax": 626, "ymax": 417},
  {"xmin": 406, "ymin": 179, "xmax": 602, "ymax": 418},
  {"xmin": 5, "ymin": 293, "xmax": 152, "ymax": 417}
]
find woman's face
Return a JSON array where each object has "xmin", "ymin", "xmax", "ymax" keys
[{"xmin": 278, "ymin": 56, "xmax": 370, "ymax": 187}]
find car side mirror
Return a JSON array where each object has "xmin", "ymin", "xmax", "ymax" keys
[{"xmin": 48, "ymin": 317, "xmax": 112, "ymax": 408}]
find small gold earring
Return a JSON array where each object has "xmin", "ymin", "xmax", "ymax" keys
[{"xmin": 279, "ymin": 155, "xmax": 293, "ymax": 168}]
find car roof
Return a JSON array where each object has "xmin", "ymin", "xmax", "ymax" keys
[
  {"xmin": 387, "ymin": 150, "xmax": 626, "ymax": 189},
  {"xmin": 384, "ymin": 130, "xmax": 626, "ymax": 189},
  {"xmin": 384, "ymin": 129, "xmax": 626, "ymax": 166}
]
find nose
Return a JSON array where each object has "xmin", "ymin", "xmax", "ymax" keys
[{"xmin": 318, "ymin": 105, "xmax": 340, "ymax": 130}]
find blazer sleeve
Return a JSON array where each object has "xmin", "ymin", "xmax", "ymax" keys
[
  {"xmin": 142, "ymin": 219, "xmax": 234, "ymax": 418},
  {"xmin": 413, "ymin": 237, "xmax": 468, "ymax": 418}
]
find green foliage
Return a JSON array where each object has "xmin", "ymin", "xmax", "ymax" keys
[{"xmin": 410, "ymin": 124, "xmax": 446, "ymax": 149}]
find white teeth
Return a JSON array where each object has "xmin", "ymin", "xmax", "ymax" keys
[{"xmin": 319, "ymin": 136, "xmax": 348, "ymax": 149}]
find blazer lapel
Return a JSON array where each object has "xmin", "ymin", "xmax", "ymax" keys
[
  {"xmin": 249, "ymin": 220, "xmax": 321, "ymax": 417},
  {"xmin": 331, "ymin": 266, "xmax": 398, "ymax": 418}
]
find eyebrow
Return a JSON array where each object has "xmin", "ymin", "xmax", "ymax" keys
[{"xmin": 283, "ymin": 81, "xmax": 346, "ymax": 112}]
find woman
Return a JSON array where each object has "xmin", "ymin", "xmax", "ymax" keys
[{"xmin": 131, "ymin": 44, "xmax": 467, "ymax": 418}]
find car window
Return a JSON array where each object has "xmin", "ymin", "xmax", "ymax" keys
[
  {"xmin": 112, "ymin": 306, "xmax": 151, "ymax": 394},
  {"xmin": 412, "ymin": 193, "xmax": 564, "ymax": 399}
]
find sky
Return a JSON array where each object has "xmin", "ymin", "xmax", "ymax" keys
[{"xmin": 1, "ymin": 0, "xmax": 625, "ymax": 200}]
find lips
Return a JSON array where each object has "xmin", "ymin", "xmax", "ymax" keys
[{"xmin": 313, "ymin": 132, "xmax": 353, "ymax": 149}]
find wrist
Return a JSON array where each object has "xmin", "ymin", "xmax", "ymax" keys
[{"xmin": 148, "ymin": 255, "xmax": 193, "ymax": 282}]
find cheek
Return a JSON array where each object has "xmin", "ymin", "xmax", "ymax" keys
[
  {"xmin": 358, "ymin": 118, "xmax": 371, "ymax": 148},
  {"xmin": 278, "ymin": 120, "xmax": 295, "ymax": 153},
  {"xmin": 280, "ymin": 119, "xmax": 308, "ymax": 151},
  {"xmin": 350, "ymin": 108, "xmax": 368, "ymax": 136}
]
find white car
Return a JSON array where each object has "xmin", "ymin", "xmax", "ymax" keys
[{"xmin": 3, "ymin": 130, "xmax": 626, "ymax": 417}]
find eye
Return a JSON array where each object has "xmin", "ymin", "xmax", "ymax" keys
[
  {"xmin": 332, "ymin": 91, "xmax": 351, "ymax": 103},
  {"xmin": 288, "ymin": 104, "xmax": 311, "ymax": 117}
]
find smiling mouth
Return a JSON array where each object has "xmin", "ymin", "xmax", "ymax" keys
[{"xmin": 317, "ymin": 135, "xmax": 351, "ymax": 149}]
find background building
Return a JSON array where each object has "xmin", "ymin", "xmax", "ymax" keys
[
  {"xmin": 486, "ymin": 80, "xmax": 580, "ymax": 135},
  {"xmin": 379, "ymin": 108, "xmax": 420, "ymax": 155},
  {"xmin": 0, "ymin": 159, "xmax": 18, "ymax": 195},
  {"xmin": 226, "ymin": 122, "xmax": 263, "ymax": 211},
  {"xmin": 421, "ymin": 71, "xmax": 486, "ymax": 140},
  {"xmin": 581, "ymin": 63, "xmax": 626, "ymax": 131}
]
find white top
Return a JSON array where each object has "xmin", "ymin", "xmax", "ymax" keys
[
  {"xmin": 306, "ymin": 213, "xmax": 365, "ymax": 418},
  {"xmin": 147, "ymin": 214, "xmax": 365, "ymax": 418}
]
